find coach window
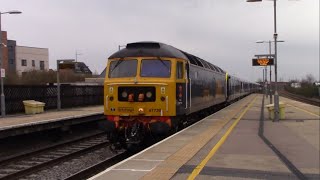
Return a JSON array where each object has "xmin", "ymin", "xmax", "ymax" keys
[{"xmin": 176, "ymin": 61, "xmax": 183, "ymax": 79}]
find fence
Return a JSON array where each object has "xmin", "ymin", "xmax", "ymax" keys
[{"xmin": 2, "ymin": 85, "xmax": 104, "ymax": 114}]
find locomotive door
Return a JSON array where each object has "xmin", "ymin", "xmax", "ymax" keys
[
  {"xmin": 176, "ymin": 61, "xmax": 189, "ymax": 115},
  {"xmin": 185, "ymin": 62, "xmax": 191, "ymax": 111},
  {"xmin": 226, "ymin": 74, "xmax": 230, "ymax": 100}
]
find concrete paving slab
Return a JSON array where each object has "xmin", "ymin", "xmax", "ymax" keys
[
  {"xmin": 176, "ymin": 166, "xmax": 297, "ymax": 180},
  {"xmin": 172, "ymin": 95, "xmax": 292, "ymax": 180},
  {"xmin": 93, "ymin": 170, "xmax": 146, "ymax": 180},
  {"xmin": 264, "ymin": 121, "xmax": 320, "ymax": 174},
  {"xmin": 134, "ymin": 151, "xmax": 172, "ymax": 161},
  {"xmin": 114, "ymin": 159, "xmax": 162, "ymax": 171},
  {"xmin": 282, "ymin": 120, "xmax": 320, "ymax": 150}
]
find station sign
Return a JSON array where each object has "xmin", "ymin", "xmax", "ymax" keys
[
  {"xmin": 252, "ymin": 58, "xmax": 274, "ymax": 66},
  {"xmin": 1, "ymin": 69, "xmax": 5, "ymax": 78}
]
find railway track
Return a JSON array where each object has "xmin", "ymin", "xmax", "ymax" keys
[
  {"xmin": 280, "ymin": 91, "xmax": 320, "ymax": 107},
  {"xmin": 0, "ymin": 132, "xmax": 110, "ymax": 180},
  {"xmin": 65, "ymin": 151, "xmax": 132, "ymax": 180}
]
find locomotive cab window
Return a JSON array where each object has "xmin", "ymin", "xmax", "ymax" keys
[
  {"xmin": 141, "ymin": 59, "xmax": 171, "ymax": 78},
  {"xmin": 176, "ymin": 61, "xmax": 183, "ymax": 79},
  {"xmin": 108, "ymin": 59, "xmax": 137, "ymax": 78}
]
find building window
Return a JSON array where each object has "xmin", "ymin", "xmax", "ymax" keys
[
  {"xmin": 40, "ymin": 61, "xmax": 45, "ymax": 70},
  {"xmin": 32, "ymin": 60, "xmax": 35, "ymax": 67},
  {"xmin": 21, "ymin": 59, "xmax": 27, "ymax": 66},
  {"xmin": 8, "ymin": 46, "xmax": 13, "ymax": 51},
  {"xmin": 9, "ymin": 59, "xmax": 14, "ymax": 65}
]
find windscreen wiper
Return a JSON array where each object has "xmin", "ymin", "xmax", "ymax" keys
[
  {"xmin": 156, "ymin": 57, "xmax": 170, "ymax": 70},
  {"xmin": 110, "ymin": 58, "xmax": 124, "ymax": 72}
]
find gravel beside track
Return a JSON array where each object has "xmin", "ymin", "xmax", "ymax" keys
[
  {"xmin": 23, "ymin": 146, "xmax": 124, "ymax": 180},
  {"xmin": 0, "ymin": 133, "xmax": 111, "ymax": 180},
  {"xmin": 0, "ymin": 123, "xmax": 103, "ymax": 160}
]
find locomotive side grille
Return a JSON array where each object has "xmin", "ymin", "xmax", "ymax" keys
[{"xmin": 118, "ymin": 86, "xmax": 156, "ymax": 102}]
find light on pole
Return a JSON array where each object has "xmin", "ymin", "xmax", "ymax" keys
[
  {"xmin": 247, "ymin": 0, "xmax": 281, "ymax": 121},
  {"xmin": 256, "ymin": 40, "xmax": 285, "ymax": 104},
  {"xmin": 0, "ymin": 10, "xmax": 22, "ymax": 117}
]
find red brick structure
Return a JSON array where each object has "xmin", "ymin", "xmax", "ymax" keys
[{"xmin": 1, "ymin": 31, "xmax": 8, "ymax": 71}]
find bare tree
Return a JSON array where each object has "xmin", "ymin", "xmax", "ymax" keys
[{"xmin": 301, "ymin": 74, "xmax": 315, "ymax": 86}]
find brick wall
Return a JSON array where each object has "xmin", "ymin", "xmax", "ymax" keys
[{"xmin": 1, "ymin": 31, "xmax": 9, "ymax": 71}]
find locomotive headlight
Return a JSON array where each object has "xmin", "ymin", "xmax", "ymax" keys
[
  {"xmin": 109, "ymin": 96, "xmax": 114, "ymax": 101},
  {"xmin": 121, "ymin": 91, "xmax": 128, "ymax": 98},
  {"xmin": 146, "ymin": 91, "xmax": 152, "ymax": 98}
]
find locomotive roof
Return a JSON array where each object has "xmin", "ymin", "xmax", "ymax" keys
[
  {"xmin": 109, "ymin": 42, "xmax": 188, "ymax": 59},
  {"xmin": 109, "ymin": 42, "xmax": 225, "ymax": 73}
]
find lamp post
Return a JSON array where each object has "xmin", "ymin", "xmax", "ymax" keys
[
  {"xmin": 56, "ymin": 60, "xmax": 61, "ymax": 111},
  {"xmin": 56, "ymin": 59, "xmax": 75, "ymax": 111},
  {"xmin": 256, "ymin": 40, "xmax": 285, "ymax": 104},
  {"xmin": 75, "ymin": 50, "xmax": 82, "ymax": 62},
  {"xmin": 247, "ymin": 0, "xmax": 281, "ymax": 121},
  {"xmin": 0, "ymin": 10, "xmax": 22, "ymax": 117}
]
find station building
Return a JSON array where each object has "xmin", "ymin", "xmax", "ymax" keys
[
  {"xmin": 1, "ymin": 31, "xmax": 49, "ymax": 75},
  {"xmin": 14, "ymin": 45, "xmax": 49, "ymax": 75}
]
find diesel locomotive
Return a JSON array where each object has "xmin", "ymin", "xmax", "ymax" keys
[{"xmin": 102, "ymin": 42, "xmax": 258, "ymax": 149}]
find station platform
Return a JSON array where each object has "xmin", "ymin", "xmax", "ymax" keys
[
  {"xmin": 0, "ymin": 106, "xmax": 104, "ymax": 139},
  {"xmin": 90, "ymin": 94, "xmax": 320, "ymax": 180}
]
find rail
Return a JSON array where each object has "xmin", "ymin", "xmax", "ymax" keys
[
  {"xmin": 280, "ymin": 91, "xmax": 320, "ymax": 107},
  {"xmin": 0, "ymin": 133, "xmax": 109, "ymax": 180}
]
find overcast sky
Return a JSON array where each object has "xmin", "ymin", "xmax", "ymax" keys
[{"xmin": 1, "ymin": 0, "xmax": 319, "ymax": 82}]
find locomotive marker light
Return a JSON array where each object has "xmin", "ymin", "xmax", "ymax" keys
[
  {"xmin": 146, "ymin": 91, "xmax": 152, "ymax": 98},
  {"xmin": 0, "ymin": 10, "xmax": 22, "ymax": 117},
  {"xmin": 121, "ymin": 91, "xmax": 128, "ymax": 98}
]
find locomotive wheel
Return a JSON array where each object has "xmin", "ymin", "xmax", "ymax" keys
[{"xmin": 126, "ymin": 143, "xmax": 140, "ymax": 152}]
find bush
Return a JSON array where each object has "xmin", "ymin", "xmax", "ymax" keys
[{"xmin": 285, "ymin": 85, "xmax": 319, "ymax": 99}]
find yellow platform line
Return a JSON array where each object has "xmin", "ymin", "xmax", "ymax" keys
[
  {"xmin": 187, "ymin": 96, "xmax": 257, "ymax": 180},
  {"xmin": 287, "ymin": 104, "xmax": 320, "ymax": 117}
]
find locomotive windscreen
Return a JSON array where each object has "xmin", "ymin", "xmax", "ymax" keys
[
  {"xmin": 141, "ymin": 59, "xmax": 171, "ymax": 78},
  {"xmin": 109, "ymin": 59, "xmax": 137, "ymax": 78}
]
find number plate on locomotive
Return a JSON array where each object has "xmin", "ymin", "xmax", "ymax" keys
[
  {"xmin": 149, "ymin": 109, "xmax": 161, "ymax": 112},
  {"xmin": 118, "ymin": 107, "xmax": 134, "ymax": 112}
]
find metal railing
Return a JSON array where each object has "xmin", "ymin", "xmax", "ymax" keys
[{"xmin": 1, "ymin": 85, "xmax": 103, "ymax": 114}]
